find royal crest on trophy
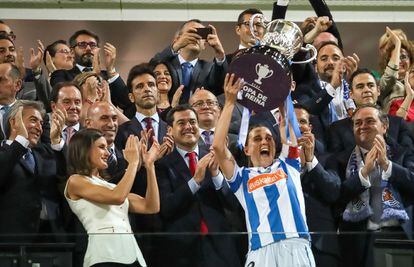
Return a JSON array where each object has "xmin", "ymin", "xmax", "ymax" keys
[{"xmin": 229, "ymin": 14, "xmax": 317, "ymax": 112}]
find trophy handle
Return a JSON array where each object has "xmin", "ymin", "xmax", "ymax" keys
[
  {"xmin": 255, "ymin": 63, "xmax": 260, "ymax": 73},
  {"xmin": 249, "ymin": 13, "xmax": 267, "ymax": 43},
  {"xmin": 290, "ymin": 44, "xmax": 317, "ymax": 64},
  {"xmin": 266, "ymin": 69, "xmax": 274, "ymax": 78}
]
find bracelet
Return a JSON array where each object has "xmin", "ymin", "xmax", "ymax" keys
[{"xmin": 387, "ymin": 64, "xmax": 399, "ymax": 71}]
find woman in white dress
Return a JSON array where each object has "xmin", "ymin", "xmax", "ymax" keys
[{"xmin": 65, "ymin": 128, "xmax": 160, "ymax": 267}]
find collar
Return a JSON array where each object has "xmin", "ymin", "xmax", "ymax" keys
[
  {"xmin": 199, "ymin": 127, "xmax": 215, "ymax": 133},
  {"xmin": 176, "ymin": 145, "xmax": 199, "ymax": 159},
  {"xmin": 0, "ymin": 100, "xmax": 17, "ymax": 110},
  {"xmin": 108, "ymin": 143, "xmax": 116, "ymax": 152},
  {"xmin": 238, "ymin": 44, "xmax": 248, "ymax": 50},
  {"xmin": 63, "ymin": 123, "xmax": 80, "ymax": 132},
  {"xmin": 178, "ymin": 54, "xmax": 198, "ymax": 67},
  {"xmin": 76, "ymin": 64, "xmax": 92, "ymax": 72},
  {"xmin": 135, "ymin": 112, "xmax": 159, "ymax": 124}
]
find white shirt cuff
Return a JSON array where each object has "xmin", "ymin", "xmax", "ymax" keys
[
  {"xmin": 359, "ymin": 169, "xmax": 371, "ymax": 188},
  {"xmin": 212, "ymin": 172, "xmax": 225, "ymax": 190},
  {"xmin": 325, "ymin": 83, "xmax": 338, "ymax": 98},
  {"xmin": 277, "ymin": 0, "xmax": 289, "ymax": 6},
  {"xmin": 305, "ymin": 156, "xmax": 319, "ymax": 172},
  {"xmin": 107, "ymin": 73, "xmax": 120, "ymax": 84},
  {"xmin": 215, "ymin": 57, "xmax": 225, "ymax": 65},
  {"xmin": 15, "ymin": 135, "xmax": 30, "ymax": 148},
  {"xmin": 188, "ymin": 178, "xmax": 201, "ymax": 194},
  {"xmin": 382, "ymin": 161, "xmax": 393, "ymax": 181},
  {"xmin": 51, "ymin": 139, "xmax": 65, "ymax": 151}
]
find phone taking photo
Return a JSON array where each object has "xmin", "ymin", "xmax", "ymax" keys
[{"xmin": 196, "ymin": 27, "xmax": 212, "ymax": 39}]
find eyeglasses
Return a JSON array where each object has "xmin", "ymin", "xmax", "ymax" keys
[
  {"xmin": 400, "ymin": 54, "xmax": 410, "ymax": 61},
  {"xmin": 0, "ymin": 31, "xmax": 16, "ymax": 41},
  {"xmin": 55, "ymin": 49, "xmax": 71, "ymax": 55},
  {"xmin": 239, "ymin": 21, "xmax": 264, "ymax": 28},
  {"xmin": 73, "ymin": 41, "xmax": 98, "ymax": 49},
  {"xmin": 191, "ymin": 100, "xmax": 218, "ymax": 108}
]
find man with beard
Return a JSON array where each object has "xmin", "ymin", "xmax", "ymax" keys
[
  {"xmin": 114, "ymin": 64, "xmax": 170, "ymax": 267},
  {"xmin": 50, "ymin": 29, "xmax": 130, "ymax": 111},
  {"xmin": 151, "ymin": 19, "xmax": 227, "ymax": 104},
  {"xmin": 292, "ymin": 41, "xmax": 359, "ymax": 144},
  {"xmin": 328, "ymin": 68, "xmax": 413, "ymax": 152},
  {"xmin": 0, "ymin": 33, "xmax": 52, "ymax": 107}
]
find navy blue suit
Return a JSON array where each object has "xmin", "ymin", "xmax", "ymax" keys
[{"xmin": 156, "ymin": 146, "xmax": 242, "ymax": 267}]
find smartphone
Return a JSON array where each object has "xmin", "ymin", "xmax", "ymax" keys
[{"xmin": 196, "ymin": 27, "xmax": 212, "ymax": 39}]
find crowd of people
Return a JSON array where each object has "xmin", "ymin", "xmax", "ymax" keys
[{"xmin": 0, "ymin": 0, "xmax": 414, "ymax": 267}]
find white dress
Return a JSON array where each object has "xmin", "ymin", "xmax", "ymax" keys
[{"xmin": 64, "ymin": 175, "xmax": 146, "ymax": 267}]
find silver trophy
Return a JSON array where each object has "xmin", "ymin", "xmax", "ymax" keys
[{"xmin": 249, "ymin": 14, "xmax": 317, "ymax": 64}]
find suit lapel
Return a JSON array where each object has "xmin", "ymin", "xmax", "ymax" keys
[
  {"xmin": 172, "ymin": 57, "xmax": 183, "ymax": 84},
  {"xmin": 169, "ymin": 149, "xmax": 192, "ymax": 182},
  {"xmin": 190, "ymin": 61, "xmax": 202, "ymax": 91},
  {"xmin": 130, "ymin": 117, "xmax": 144, "ymax": 137},
  {"xmin": 158, "ymin": 120, "xmax": 168, "ymax": 143}
]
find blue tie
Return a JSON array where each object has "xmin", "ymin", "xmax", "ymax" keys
[
  {"xmin": 181, "ymin": 62, "xmax": 193, "ymax": 102},
  {"xmin": 1, "ymin": 105, "xmax": 10, "ymax": 140},
  {"xmin": 23, "ymin": 150, "xmax": 36, "ymax": 173},
  {"xmin": 329, "ymin": 102, "xmax": 339, "ymax": 124}
]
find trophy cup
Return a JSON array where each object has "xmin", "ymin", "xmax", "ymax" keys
[{"xmin": 229, "ymin": 14, "xmax": 317, "ymax": 112}]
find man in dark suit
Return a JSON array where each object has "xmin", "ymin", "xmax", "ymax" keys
[
  {"xmin": 328, "ymin": 68, "xmax": 413, "ymax": 152},
  {"xmin": 115, "ymin": 64, "xmax": 168, "ymax": 150},
  {"xmin": 295, "ymin": 105, "xmax": 341, "ymax": 267},
  {"xmin": 50, "ymin": 29, "xmax": 130, "ymax": 110},
  {"xmin": 156, "ymin": 104, "xmax": 242, "ymax": 267},
  {"xmin": 85, "ymin": 101, "xmax": 127, "ymax": 182},
  {"xmin": 151, "ymin": 19, "xmax": 227, "ymax": 104},
  {"xmin": 328, "ymin": 104, "xmax": 414, "ymax": 267},
  {"xmin": 0, "ymin": 100, "xmax": 59, "ymax": 242},
  {"xmin": 292, "ymin": 42, "xmax": 358, "ymax": 144}
]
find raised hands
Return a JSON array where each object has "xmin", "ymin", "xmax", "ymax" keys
[
  {"xmin": 157, "ymin": 133, "xmax": 174, "ymax": 160},
  {"xmin": 193, "ymin": 152, "xmax": 213, "ymax": 184},
  {"xmin": 92, "ymin": 47, "xmax": 101, "ymax": 75},
  {"xmin": 206, "ymin": 25, "xmax": 225, "ymax": 60},
  {"xmin": 343, "ymin": 53, "xmax": 360, "ymax": 83},
  {"xmin": 15, "ymin": 46, "xmax": 26, "ymax": 79},
  {"xmin": 29, "ymin": 40, "xmax": 45, "ymax": 72},
  {"xmin": 298, "ymin": 132, "xmax": 315, "ymax": 163},
  {"xmin": 50, "ymin": 104, "xmax": 67, "ymax": 144},
  {"xmin": 171, "ymin": 85, "xmax": 184, "ymax": 108},
  {"xmin": 223, "ymin": 73, "xmax": 243, "ymax": 105},
  {"xmin": 103, "ymin": 43, "xmax": 117, "ymax": 77},
  {"xmin": 172, "ymin": 26, "xmax": 202, "ymax": 53},
  {"xmin": 208, "ymin": 150, "xmax": 219, "ymax": 177},
  {"xmin": 9, "ymin": 106, "xmax": 28, "ymax": 140},
  {"xmin": 123, "ymin": 135, "xmax": 141, "ymax": 167},
  {"xmin": 404, "ymin": 72, "xmax": 414, "ymax": 99},
  {"xmin": 141, "ymin": 133, "xmax": 161, "ymax": 167},
  {"xmin": 361, "ymin": 135, "xmax": 389, "ymax": 179}
]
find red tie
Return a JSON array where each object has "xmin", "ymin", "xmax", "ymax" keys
[
  {"xmin": 186, "ymin": 151, "xmax": 197, "ymax": 176},
  {"xmin": 143, "ymin": 117, "xmax": 155, "ymax": 147},
  {"xmin": 186, "ymin": 151, "xmax": 209, "ymax": 234}
]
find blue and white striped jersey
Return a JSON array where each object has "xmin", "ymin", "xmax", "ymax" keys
[{"xmin": 228, "ymin": 144, "xmax": 309, "ymax": 251}]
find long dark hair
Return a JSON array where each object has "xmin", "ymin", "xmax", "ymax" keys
[{"xmin": 67, "ymin": 128, "xmax": 104, "ymax": 176}]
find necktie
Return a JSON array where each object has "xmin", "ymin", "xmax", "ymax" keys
[
  {"xmin": 181, "ymin": 62, "xmax": 193, "ymax": 102},
  {"xmin": 1, "ymin": 105, "xmax": 10, "ymax": 140},
  {"xmin": 369, "ymin": 164, "xmax": 383, "ymax": 224},
  {"xmin": 186, "ymin": 151, "xmax": 197, "ymax": 177},
  {"xmin": 202, "ymin": 130, "xmax": 212, "ymax": 148},
  {"xmin": 65, "ymin": 126, "xmax": 75, "ymax": 145},
  {"xmin": 106, "ymin": 147, "xmax": 117, "ymax": 175},
  {"xmin": 143, "ymin": 117, "xmax": 155, "ymax": 147},
  {"xmin": 186, "ymin": 151, "xmax": 209, "ymax": 234},
  {"xmin": 23, "ymin": 150, "xmax": 35, "ymax": 173}
]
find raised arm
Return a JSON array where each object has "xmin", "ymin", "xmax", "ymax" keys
[
  {"xmin": 66, "ymin": 135, "xmax": 140, "ymax": 205},
  {"xmin": 212, "ymin": 73, "xmax": 243, "ymax": 179},
  {"xmin": 128, "ymin": 132, "xmax": 161, "ymax": 214}
]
